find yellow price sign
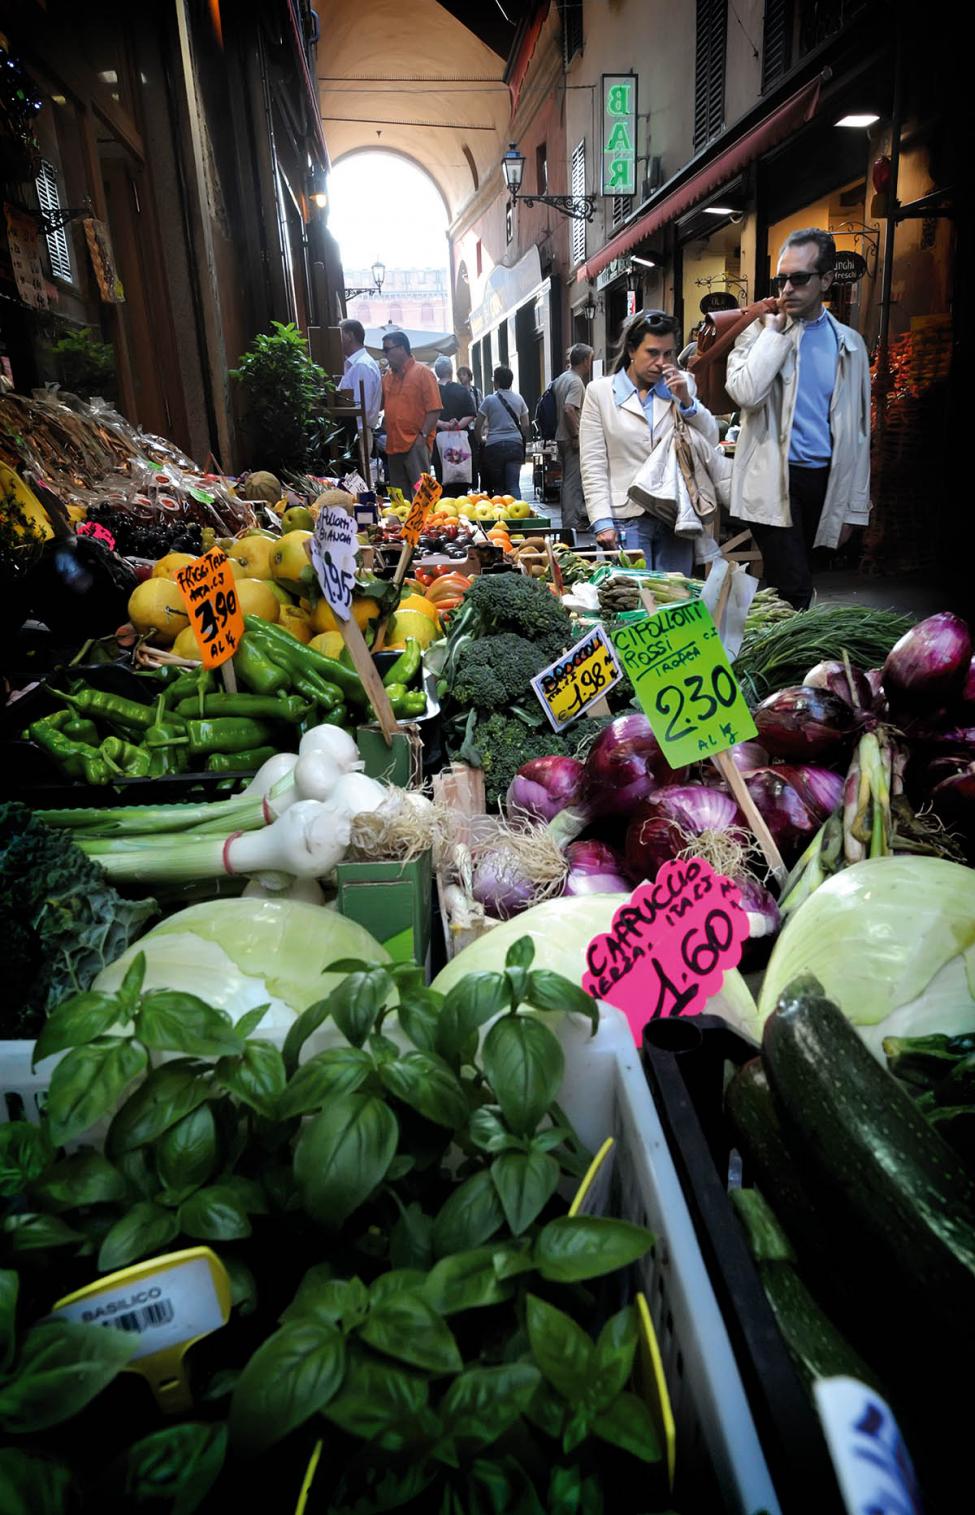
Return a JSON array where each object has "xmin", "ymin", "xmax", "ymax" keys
[
  {"xmin": 531, "ymin": 624, "xmax": 623, "ymax": 732},
  {"xmin": 402, "ymin": 472, "xmax": 441, "ymax": 548}
]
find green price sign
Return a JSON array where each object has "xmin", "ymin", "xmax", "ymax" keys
[{"xmin": 611, "ymin": 600, "xmax": 757, "ymax": 768}]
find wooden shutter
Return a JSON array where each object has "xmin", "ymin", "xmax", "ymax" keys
[
  {"xmin": 570, "ymin": 141, "xmax": 586, "ymax": 265},
  {"xmin": 35, "ymin": 160, "xmax": 72, "ymax": 283},
  {"xmin": 611, "ymin": 195, "xmax": 633, "ymax": 229},
  {"xmin": 761, "ymin": 0, "xmax": 793, "ymax": 92},
  {"xmin": 693, "ymin": 0, "xmax": 728, "ymax": 150},
  {"xmin": 559, "ymin": 1, "xmax": 584, "ymax": 68}
]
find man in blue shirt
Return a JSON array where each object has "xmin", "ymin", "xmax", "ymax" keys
[{"xmin": 725, "ymin": 229, "xmax": 871, "ymax": 608}]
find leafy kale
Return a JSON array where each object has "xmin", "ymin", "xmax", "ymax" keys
[
  {"xmin": 0, "ymin": 802, "xmax": 157, "ymax": 1037},
  {"xmin": 457, "ymin": 711, "xmax": 579, "ymax": 810}
]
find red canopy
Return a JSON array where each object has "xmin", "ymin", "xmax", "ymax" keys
[{"xmin": 576, "ymin": 76, "xmax": 823, "ymax": 283}]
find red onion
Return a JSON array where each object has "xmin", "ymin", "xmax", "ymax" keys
[
  {"xmin": 728, "ymin": 740, "xmax": 769, "ymax": 776},
  {"xmin": 583, "ymin": 714, "xmax": 667, "ymax": 816},
  {"xmin": 772, "ymin": 764, "xmax": 844, "ymax": 821},
  {"xmin": 882, "ymin": 612, "xmax": 972, "ymax": 714},
  {"xmin": 804, "ymin": 659, "xmax": 873, "ymax": 710},
  {"xmin": 958, "ymin": 657, "xmax": 975, "ymax": 712},
  {"xmin": 624, "ymin": 785, "xmax": 741, "ymax": 880},
  {"xmin": 563, "ymin": 840, "xmax": 631, "ymax": 896},
  {"xmin": 753, "ymin": 686, "xmax": 862, "ymax": 761},
  {"xmin": 734, "ymin": 874, "xmax": 781, "ymax": 940},
  {"xmin": 744, "ymin": 769, "xmax": 822, "ymax": 858},
  {"xmin": 506, "ymin": 756, "xmax": 585, "ymax": 825},
  {"xmin": 866, "ymin": 668, "xmax": 887, "ymax": 715},
  {"xmin": 931, "ymin": 764, "xmax": 975, "ymax": 861},
  {"xmin": 909, "ymin": 724, "xmax": 975, "ymax": 757}
]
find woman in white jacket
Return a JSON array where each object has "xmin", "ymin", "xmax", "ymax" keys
[{"xmin": 579, "ymin": 309, "xmax": 718, "ymax": 572}]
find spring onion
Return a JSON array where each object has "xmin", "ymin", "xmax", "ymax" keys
[{"xmin": 733, "ymin": 604, "xmax": 914, "ymax": 702}]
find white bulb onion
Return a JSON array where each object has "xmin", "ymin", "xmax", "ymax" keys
[{"xmin": 298, "ymin": 725, "xmax": 364, "ymax": 771}]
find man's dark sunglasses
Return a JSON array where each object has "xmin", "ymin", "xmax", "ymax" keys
[{"xmin": 771, "ymin": 272, "xmax": 820, "ymax": 291}]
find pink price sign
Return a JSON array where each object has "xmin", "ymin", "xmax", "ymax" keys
[{"xmin": 582, "ymin": 858, "xmax": 750, "ymax": 1044}]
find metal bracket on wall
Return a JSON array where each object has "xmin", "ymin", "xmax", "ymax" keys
[{"xmin": 833, "ymin": 221, "xmax": 880, "ymax": 278}]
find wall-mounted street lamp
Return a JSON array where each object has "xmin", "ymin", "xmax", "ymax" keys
[
  {"xmin": 307, "ymin": 164, "xmax": 329, "ymax": 210},
  {"xmin": 345, "ymin": 259, "xmax": 386, "ymax": 303},
  {"xmin": 502, "ymin": 143, "xmax": 595, "ymax": 222}
]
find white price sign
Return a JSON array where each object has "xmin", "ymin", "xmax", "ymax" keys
[
  {"xmin": 814, "ymin": 1377, "xmax": 923, "ymax": 1515},
  {"xmin": 311, "ymin": 505, "xmax": 357, "ymax": 621}
]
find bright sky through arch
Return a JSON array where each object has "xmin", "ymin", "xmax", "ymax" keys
[{"xmin": 327, "ymin": 153, "xmax": 450, "ymax": 271}]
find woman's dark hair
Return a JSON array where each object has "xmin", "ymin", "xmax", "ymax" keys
[
  {"xmin": 494, "ymin": 365, "xmax": 514, "ymax": 389},
  {"xmin": 612, "ymin": 309, "xmax": 679, "ymax": 373}
]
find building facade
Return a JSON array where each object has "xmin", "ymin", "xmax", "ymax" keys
[{"xmin": 345, "ymin": 268, "xmax": 449, "ymax": 333}]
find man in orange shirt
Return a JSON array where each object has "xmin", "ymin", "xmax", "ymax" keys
[{"xmin": 380, "ymin": 330, "xmax": 442, "ymax": 491}]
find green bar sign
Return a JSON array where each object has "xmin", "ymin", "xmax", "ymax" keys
[
  {"xmin": 602, "ymin": 73, "xmax": 637, "ymax": 196},
  {"xmin": 611, "ymin": 601, "xmax": 757, "ymax": 769}
]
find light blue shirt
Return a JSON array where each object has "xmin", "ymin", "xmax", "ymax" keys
[
  {"xmin": 789, "ymin": 308, "xmax": 837, "ymax": 468},
  {"xmin": 340, "ymin": 346, "xmax": 382, "ymax": 430},
  {"xmin": 591, "ymin": 369, "xmax": 698, "ymax": 535}
]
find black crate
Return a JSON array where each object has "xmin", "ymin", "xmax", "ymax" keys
[{"xmin": 641, "ymin": 1015, "xmax": 846, "ymax": 1514}]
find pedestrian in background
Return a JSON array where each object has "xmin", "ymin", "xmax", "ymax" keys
[
  {"xmin": 725, "ymin": 228, "xmax": 871, "ymax": 609},
  {"xmin": 552, "ymin": 342, "xmax": 593, "ymax": 533},
  {"xmin": 475, "ymin": 365, "xmax": 530, "ymax": 498},
  {"xmin": 432, "ymin": 356, "xmax": 475, "ymax": 488},
  {"xmin": 457, "ymin": 365, "xmax": 482, "ymax": 489},
  {"xmin": 337, "ymin": 318, "xmax": 381, "ymax": 476},
  {"xmin": 579, "ymin": 309, "xmax": 718, "ymax": 571},
  {"xmin": 380, "ymin": 330, "xmax": 442, "ymax": 492}
]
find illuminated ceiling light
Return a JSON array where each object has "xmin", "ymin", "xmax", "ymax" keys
[
  {"xmin": 703, "ymin": 205, "xmax": 736, "ymax": 215},
  {"xmin": 835, "ymin": 113, "xmax": 880, "ymax": 128}
]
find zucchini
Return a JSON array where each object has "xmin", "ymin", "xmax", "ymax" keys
[
  {"xmin": 934, "ymin": 1051, "xmax": 975, "ymax": 1107},
  {"xmin": 730, "ymin": 1188, "xmax": 882, "ymax": 1393},
  {"xmin": 762, "ymin": 976, "xmax": 975, "ymax": 1341}
]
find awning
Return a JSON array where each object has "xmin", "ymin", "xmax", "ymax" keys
[
  {"xmin": 364, "ymin": 324, "xmax": 458, "ymax": 362},
  {"xmin": 576, "ymin": 76, "xmax": 823, "ymax": 283}
]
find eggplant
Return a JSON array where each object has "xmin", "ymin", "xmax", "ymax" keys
[{"xmin": 26, "ymin": 535, "xmax": 137, "ymax": 638}]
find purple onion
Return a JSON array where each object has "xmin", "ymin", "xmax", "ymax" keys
[
  {"xmin": 563, "ymin": 840, "xmax": 632, "ymax": 896},
  {"xmin": 958, "ymin": 657, "xmax": 975, "ymax": 712},
  {"xmin": 744, "ymin": 768, "xmax": 821, "ymax": 858},
  {"xmin": 624, "ymin": 785, "xmax": 741, "ymax": 880},
  {"xmin": 804, "ymin": 659, "xmax": 873, "ymax": 710},
  {"xmin": 472, "ymin": 850, "xmax": 538, "ymax": 920},
  {"xmin": 583, "ymin": 714, "xmax": 667, "ymax": 816},
  {"xmin": 882, "ymin": 612, "xmax": 972, "ymax": 715},
  {"xmin": 734, "ymin": 874, "xmax": 782, "ymax": 940},
  {"xmin": 931, "ymin": 763, "xmax": 975, "ymax": 861},
  {"xmin": 909, "ymin": 723, "xmax": 975, "ymax": 757},
  {"xmin": 506, "ymin": 756, "xmax": 585, "ymax": 825},
  {"xmin": 773, "ymin": 764, "xmax": 844, "ymax": 821},
  {"xmin": 728, "ymin": 740, "xmax": 769, "ymax": 776},
  {"xmin": 866, "ymin": 668, "xmax": 888, "ymax": 715},
  {"xmin": 753, "ymin": 686, "xmax": 863, "ymax": 762}
]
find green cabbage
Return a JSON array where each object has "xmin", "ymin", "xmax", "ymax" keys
[
  {"xmin": 758, "ymin": 857, "xmax": 975, "ymax": 1058},
  {"xmin": 432, "ymin": 894, "xmax": 761, "ymax": 1042}
]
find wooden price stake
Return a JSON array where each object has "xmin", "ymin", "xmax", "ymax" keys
[
  {"xmin": 174, "ymin": 547, "xmax": 244, "ymax": 692},
  {"xmin": 374, "ymin": 473, "xmax": 441, "ymax": 652},
  {"xmin": 309, "ymin": 498, "xmax": 401, "ymax": 745},
  {"xmin": 611, "ymin": 600, "xmax": 786, "ymax": 885}
]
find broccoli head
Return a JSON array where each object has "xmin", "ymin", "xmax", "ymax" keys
[
  {"xmin": 464, "ymin": 572, "xmax": 573, "ymax": 647},
  {"xmin": 457, "ymin": 711, "xmax": 578, "ymax": 809},
  {"xmin": 450, "ymin": 633, "xmax": 547, "ymax": 709}
]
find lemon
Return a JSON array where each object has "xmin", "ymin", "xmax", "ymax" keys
[
  {"xmin": 309, "ymin": 631, "xmax": 345, "ymax": 660},
  {"xmin": 270, "ymin": 531, "xmax": 314, "ymax": 587},
  {"xmin": 310, "ymin": 599, "xmax": 338, "ymax": 634},
  {"xmin": 152, "ymin": 552, "xmax": 197, "ymax": 581},
  {"xmin": 235, "ymin": 579, "xmax": 280, "ymax": 622},
  {"xmin": 278, "ymin": 605, "xmax": 312, "ymax": 643},
  {"xmin": 352, "ymin": 599, "xmax": 381, "ymax": 631},
  {"xmin": 384, "ymin": 609, "xmax": 439, "ymax": 651},
  {"xmin": 128, "ymin": 579, "xmax": 190, "ymax": 646},
  {"xmin": 172, "ymin": 626, "xmax": 202, "ymax": 660},
  {"xmin": 228, "ymin": 536, "xmax": 275, "ymax": 579}
]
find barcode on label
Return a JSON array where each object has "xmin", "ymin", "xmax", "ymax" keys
[{"xmin": 107, "ymin": 1298, "xmax": 175, "ymax": 1334}]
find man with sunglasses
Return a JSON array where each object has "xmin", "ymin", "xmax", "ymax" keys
[
  {"xmin": 379, "ymin": 330, "xmax": 443, "ymax": 492},
  {"xmin": 726, "ymin": 228, "xmax": 871, "ymax": 608}
]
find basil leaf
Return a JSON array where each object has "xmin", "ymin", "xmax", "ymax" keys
[
  {"xmin": 562, "ymin": 1405, "xmax": 590, "ymax": 1454},
  {"xmin": 0, "ymin": 1123, "xmax": 53, "ymax": 1198},
  {"xmin": 214, "ymin": 1041, "xmax": 286, "ymax": 1119},
  {"xmin": 31, "ymin": 1151, "xmax": 127, "ymax": 1212},
  {"xmin": 482, "ymin": 1016, "xmax": 564, "ymax": 1137},
  {"xmin": 547, "ymin": 1464, "xmax": 603, "ymax": 1515},
  {"xmin": 525, "ymin": 1379, "xmax": 565, "ymax": 1440},
  {"xmin": 293, "ymin": 1094, "xmax": 398, "ymax": 1227},
  {"xmin": 442, "ymin": 1363, "xmax": 541, "ymax": 1449},
  {"xmin": 224, "ymin": 1257, "xmax": 258, "ymax": 1316},
  {"xmin": 230, "ymin": 1319, "xmax": 346, "ymax": 1453},
  {"xmin": 359, "ymin": 1292, "xmax": 462, "ymax": 1375},
  {"xmin": 592, "ymin": 1390, "xmax": 661, "ymax": 1463},
  {"xmin": 396, "ymin": 988, "xmax": 443, "ymax": 1053},
  {"xmin": 282, "ymin": 998, "xmax": 331, "ymax": 1075},
  {"xmin": 0, "ymin": 1447, "xmax": 73, "ymax": 1515},
  {"xmin": 234, "ymin": 1004, "xmax": 271, "ymax": 1041},
  {"xmin": 368, "ymin": 1269, "xmax": 427, "ymax": 1306},
  {"xmin": 277, "ymin": 1046, "xmax": 374, "ymax": 1120},
  {"xmin": 526, "ymin": 1294, "xmax": 593, "ymax": 1403},
  {"xmin": 155, "ymin": 1106, "xmax": 217, "ymax": 1198},
  {"xmin": 0, "ymin": 1271, "xmax": 19, "ymax": 1375},
  {"xmin": 490, "ymin": 1150, "xmax": 559, "ymax": 1235},
  {"xmin": 123, "ymin": 1423, "xmax": 227, "ymax": 1515},
  {"xmin": 389, "ymin": 1201, "xmax": 434, "ymax": 1271},
  {"xmin": 0, "ymin": 1321, "xmax": 133, "ymax": 1433},
  {"xmin": 505, "ymin": 937, "xmax": 536, "ymax": 970},
  {"xmin": 279, "ymin": 1264, "xmax": 339, "ymax": 1325},
  {"xmin": 589, "ymin": 1307, "xmax": 639, "ymax": 1413},
  {"xmin": 491, "ymin": 1240, "xmax": 536, "ymax": 1281},
  {"xmin": 437, "ymin": 974, "xmax": 509, "ymax": 1061},
  {"xmin": 534, "ymin": 1216, "xmax": 653, "ymax": 1283},
  {"xmin": 32, "ymin": 991, "xmax": 124, "ymax": 1066},
  {"xmin": 97, "ymin": 1202, "xmax": 179, "ymax": 1272},
  {"xmin": 526, "ymin": 970, "xmax": 600, "ymax": 1033},
  {"xmin": 432, "ymin": 1170, "xmax": 504, "ymax": 1258},
  {"xmin": 107, "ymin": 1062, "xmax": 212, "ymax": 1154},
  {"xmin": 328, "ymin": 969, "xmax": 393, "ymax": 1048},
  {"xmin": 380, "ymin": 1052, "xmax": 468, "ymax": 1129},
  {"xmin": 467, "ymin": 1106, "xmax": 519, "ymax": 1155},
  {"xmin": 322, "ymin": 1353, "xmax": 429, "ymax": 1451},
  {"xmin": 136, "ymin": 993, "xmax": 242, "ymax": 1058},
  {"xmin": 115, "ymin": 1148, "xmax": 158, "ymax": 1201},
  {"xmin": 423, "ymin": 1247, "xmax": 515, "ymax": 1315},
  {"xmin": 47, "ymin": 1038, "xmax": 148, "ymax": 1148},
  {"xmin": 178, "ymin": 1186, "xmax": 251, "ymax": 1242},
  {"xmin": 116, "ymin": 953, "xmax": 147, "ymax": 1019},
  {"xmin": 217, "ymin": 1175, "xmax": 267, "ymax": 1214},
  {"xmin": 2, "ymin": 1214, "xmax": 83, "ymax": 1253}
]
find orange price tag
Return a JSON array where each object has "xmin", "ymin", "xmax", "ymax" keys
[
  {"xmin": 174, "ymin": 548, "xmax": 244, "ymax": 668},
  {"xmin": 402, "ymin": 473, "xmax": 441, "ymax": 548}
]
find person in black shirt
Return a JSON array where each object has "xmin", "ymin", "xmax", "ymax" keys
[{"xmin": 433, "ymin": 356, "xmax": 475, "ymax": 487}]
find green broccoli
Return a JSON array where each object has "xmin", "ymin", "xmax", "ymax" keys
[
  {"xmin": 457, "ymin": 710, "xmax": 579, "ymax": 809},
  {"xmin": 451, "ymin": 633, "xmax": 555, "ymax": 710},
  {"xmin": 456, "ymin": 572, "xmax": 574, "ymax": 646}
]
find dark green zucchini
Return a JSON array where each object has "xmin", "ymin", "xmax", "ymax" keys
[
  {"xmin": 762, "ymin": 976, "xmax": 975, "ymax": 1339},
  {"xmin": 730, "ymin": 1188, "xmax": 882, "ymax": 1392},
  {"xmin": 934, "ymin": 1051, "xmax": 975, "ymax": 1107}
]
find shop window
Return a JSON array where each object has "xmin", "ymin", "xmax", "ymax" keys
[
  {"xmin": 536, "ymin": 143, "xmax": 548, "ymax": 195},
  {"xmin": 558, "ymin": 1, "xmax": 584, "ymax": 68},
  {"xmin": 693, "ymin": 0, "xmax": 727, "ymax": 150},
  {"xmin": 611, "ymin": 195, "xmax": 632, "ymax": 230},
  {"xmin": 420, "ymin": 303, "xmax": 434, "ymax": 323},
  {"xmin": 35, "ymin": 160, "xmax": 73, "ymax": 283},
  {"xmin": 570, "ymin": 141, "xmax": 587, "ymax": 264}
]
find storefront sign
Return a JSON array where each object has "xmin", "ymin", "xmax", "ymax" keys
[
  {"xmin": 468, "ymin": 247, "xmax": 544, "ymax": 340},
  {"xmin": 311, "ymin": 505, "xmax": 357, "ymax": 621},
  {"xmin": 531, "ymin": 624, "xmax": 623, "ymax": 731},
  {"xmin": 582, "ymin": 858, "xmax": 750, "ymax": 1040},
  {"xmin": 175, "ymin": 548, "xmax": 244, "ymax": 668},
  {"xmin": 831, "ymin": 250, "xmax": 868, "ymax": 285},
  {"xmin": 611, "ymin": 601, "xmax": 757, "ymax": 768},
  {"xmin": 596, "ymin": 255, "xmax": 628, "ymax": 292},
  {"xmin": 403, "ymin": 472, "xmax": 442, "ymax": 548},
  {"xmin": 602, "ymin": 74, "xmax": 638, "ymax": 196}
]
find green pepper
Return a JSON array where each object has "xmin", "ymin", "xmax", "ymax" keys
[
  {"xmin": 205, "ymin": 745, "xmax": 277, "ymax": 773},
  {"xmin": 145, "ymin": 695, "xmax": 190, "ymax": 777},
  {"xmin": 185, "ymin": 717, "xmax": 273, "ymax": 757},
  {"xmin": 383, "ymin": 682, "xmax": 409, "ymax": 705},
  {"xmin": 382, "ymin": 638, "xmax": 421, "ymax": 690},
  {"xmin": 100, "ymin": 735, "xmax": 152, "ymax": 778},
  {"xmin": 294, "ymin": 674, "xmax": 343, "ymax": 710},
  {"xmin": 234, "ymin": 636, "xmax": 290, "ymax": 696},
  {"xmin": 166, "ymin": 667, "xmax": 216, "ymax": 703},
  {"xmin": 62, "ymin": 715, "xmax": 100, "ymax": 746},
  {"xmin": 243, "ymin": 617, "xmax": 367, "ymax": 706},
  {"xmin": 398, "ymin": 691, "xmax": 427, "ymax": 719},
  {"xmin": 56, "ymin": 686, "xmax": 156, "ymax": 732},
  {"xmin": 173, "ymin": 692, "xmax": 309, "ymax": 723},
  {"xmin": 28, "ymin": 718, "xmax": 112, "ymax": 784},
  {"xmin": 321, "ymin": 705, "xmax": 348, "ymax": 727}
]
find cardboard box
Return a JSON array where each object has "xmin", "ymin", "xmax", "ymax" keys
[{"xmin": 334, "ymin": 849, "xmax": 432, "ymax": 965}]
